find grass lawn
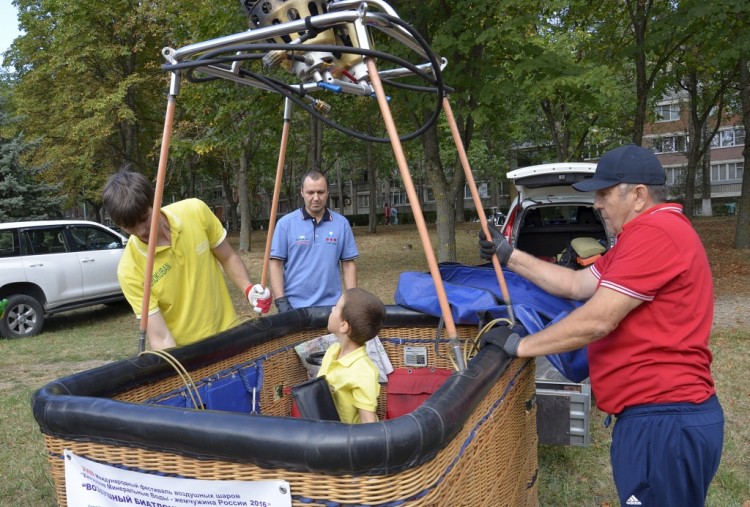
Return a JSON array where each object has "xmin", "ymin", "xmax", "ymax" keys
[{"xmin": 0, "ymin": 216, "xmax": 748, "ymax": 506}]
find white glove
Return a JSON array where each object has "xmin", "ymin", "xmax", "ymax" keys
[{"xmin": 246, "ymin": 284, "xmax": 272, "ymax": 314}]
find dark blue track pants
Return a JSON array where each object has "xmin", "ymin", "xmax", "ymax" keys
[{"xmin": 610, "ymin": 395, "xmax": 724, "ymax": 507}]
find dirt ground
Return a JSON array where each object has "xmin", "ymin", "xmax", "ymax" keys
[{"xmin": 696, "ymin": 216, "xmax": 750, "ymax": 331}]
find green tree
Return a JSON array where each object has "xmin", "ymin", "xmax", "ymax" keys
[
  {"xmin": 0, "ymin": 135, "xmax": 64, "ymax": 222},
  {"xmin": 9, "ymin": 0, "xmax": 170, "ymax": 211},
  {"xmin": 729, "ymin": 0, "xmax": 750, "ymax": 249},
  {"xmin": 737, "ymin": 56, "xmax": 750, "ymax": 249},
  {"xmin": 390, "ymin": 0, "xmax": 539, "ymax": 262},
  {"xmin": 157, "ymin": 0, "xmax": 288, "ymax": 251},
  {"xmin": 577, "ymin": 0, "xmax": 704, "ymax": 145},
  {"xmin": 320, "ymin": 97, "xmax": 397, "ymax": 232},
  {"xmin": 670, "ymin": 33, "xmax": 737, "ymax": 218},
  {"xmin": 172, "ymin": 77, "xmax": 282, "ymax": 251},
  {"xmin": 513, "ymin": 2, "xmax": 633, "ymax": 161},
  {"xmin": 0, "ymin": 73, "xmax": 63, "ymax": 221}
]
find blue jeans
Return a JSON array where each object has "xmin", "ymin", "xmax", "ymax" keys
[{"xmin": 610, "ymin": 395, "xmax": 724, "ymax": 507}]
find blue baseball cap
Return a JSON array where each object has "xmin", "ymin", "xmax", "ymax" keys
[{"xmin": 573, "ymin": 144, "xmax": 666, "ymax": 192}]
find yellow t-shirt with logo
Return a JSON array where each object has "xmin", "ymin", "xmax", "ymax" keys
[
  {"xmin": 317, "ymin": 342, "xmax": 380, "ymax": 423},
  {"xmin": 118, "ymin": 199, "xmax": 238, "ymax": 346}
]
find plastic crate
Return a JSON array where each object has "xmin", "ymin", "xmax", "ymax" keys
[{"xmin": 535, "ymin": 356, "xmax": 592, "ymax": 447}]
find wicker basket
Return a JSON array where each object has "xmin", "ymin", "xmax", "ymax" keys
[{"xmin": 34, "ymin": 306, "xmax": 538, "ymax": 506}]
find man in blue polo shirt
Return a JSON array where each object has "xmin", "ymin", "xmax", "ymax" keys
[{"xmin": 270, "ymin": 170, "xmax": 359, "ymax": 311}]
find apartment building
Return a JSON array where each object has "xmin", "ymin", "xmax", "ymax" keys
[{"xmin": 644, "ymin": 96, "xmax": 744, "ymax": 213}]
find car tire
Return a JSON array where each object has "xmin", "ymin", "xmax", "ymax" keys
[{"xmin": 0, "ymin": 294, "xmax": 45, "ymax": 339}]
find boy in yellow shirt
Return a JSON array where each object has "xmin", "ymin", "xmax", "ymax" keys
[
  {"xmin": 103, "ymin": 170, "xmax": 271, "ymax": 349},
  {"xmin": 317, "ymin": 288, "xmax": 386, "ymax": 424}
]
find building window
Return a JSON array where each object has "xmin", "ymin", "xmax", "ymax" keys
[
  {"xmin": 654, "ymin": 103, "xmax": 681, "ymax": 122},
  {"xmin": 464, "ymin": 182, "xmax": 489, "ymax": 199},
  {"xmin": 390, "ymin": 191, "xmax": 408, "ymax": 206},
  {"xmin": 357, "ymin": 194, "xmax": 370, "ymax": 209},
  {"xmin": 424, "ymin": 188, "xmax": 435, "ymax": 202},
  {"xmin": 711, "ymin": 127, "xmax": 745, "ymax": 148},
  {"xmin": 650, "ymin": 134, "xmax": 687, "ymax": 154},
  {"xmin": 711, "ymin": 162, "xmax": 744, "ymax": 183},
  {"xmin": 665, "ymin": 167, "xmax": 684, "ymax": 186}
]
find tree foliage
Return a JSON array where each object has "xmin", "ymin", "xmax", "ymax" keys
[
  {"xmin": 0, "ymin": 136, "xmax": 64, "ymax": 222},
  {"xmin": 724, "ymin": 0, "xmax": 750, "ymax": 248},
  {"xmin": 666, "ymin": 2, "xmax": 740, "ymax": 218},
  {"xmin": 511, "ymin": 1, "xmax": 632, "ymax": 160},
  {"xmin": 0, "ymin": 77, "xmax": 63, "ymax": 221},
  {"xmin": 9, "ymin": 0, "xmax": 171, "ymax": 213},
  {"xmin": 1, "ymin": 0, "xmax": 748, "ymax": 248},
  {"xmin": 387, "ymin": 0, "xmax": 542, "ymax": 261}
]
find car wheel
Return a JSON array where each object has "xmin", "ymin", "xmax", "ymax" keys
[{"xmin": 0, "ymin": 294, "xmax": 45, "ymax": 339}]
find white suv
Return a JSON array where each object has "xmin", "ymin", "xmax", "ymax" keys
[{"xmin": 0, "ymin": 220, "xmax": 126, "ymax": 338}]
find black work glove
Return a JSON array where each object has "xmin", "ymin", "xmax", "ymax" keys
[
  {"xmin": 478, "ymin": 224, "xmax": 514, "ymax": 264},
  {"xmin": 275, "ymin": 296, "xmax": 293, "ymax": 313},
  {"xmin": 479, "ymin": 326, "xmax": 523, "ymax": 357}
]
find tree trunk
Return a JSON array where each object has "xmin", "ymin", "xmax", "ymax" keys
[
  {"xmin": 238, "ymin": 148, "xmax": 251, "ymax": 252},
  {"xmin": 683, "ymin": 67, "xmax": 734, "ymax": 218},
  {"xmin": 428, "ymin": 167, "xmax": 457, "ymax": 262},
  {"xmin": 309, "ymin": 116, "xmax": 323, "ymax": 171},
  {"xmin": 89, "ymin": 202, "xmax": 102, "ymax": 224},
  {"xmin": 222, "ymin": 177, "xmax": 239, "ymax": 235},
  {"xmin": 700, "ymin": 140, "xmax": 712, "ymax": 217},
  {"xmin": 187, "ymin": 159, "xmax": 196, "ymax": 197},
  {"xmin": 421, "ymin": 121, "xmax": 456, "ymax": 262},
  {"xmin": 683, "ymin": 156, "xmax": 698, "ymax": 217},
  {"xmin": 628, "ymin": 0, "xmax": 649, "ymax": 146},
  {"xmin": 415, "ymin": 166, "xmax": 426, "ymax": 212},
  {"xmin": 684, "ymin": 90, "xmax": 700, "ymax": 219},
  {"xmin": 333, "ymin": 158, "xmax": 346, "ymax": 223},
  {"xmin": 454, "ymin": 167, "xmax": 466, "ymax": 223},
  {"xmin": 490, "ymin": 179, "xmax": 501, "ymax": 212},
  {"xmin": 366, "ymin": 138, "xmax": 378, "ymax": 234},
  {"xmin": 453, "ymin": 111, "xmax": 474, "ymax": 223},
  {"xmin": 735, "ymin": 56, "xmax": 750, "ymax": 249},
  {"xmin": 541, "ymin": 99, "xmax": 565, "ymax": 161}
]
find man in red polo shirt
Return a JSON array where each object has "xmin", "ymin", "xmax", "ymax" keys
[{"xmin": 479, "ymin": 144, "xmax": 723, "ymax": 507}]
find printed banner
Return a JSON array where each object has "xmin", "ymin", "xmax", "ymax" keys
[{"xmin": 64, "ymin": 449, "xmax": 291, "ymax": 507}]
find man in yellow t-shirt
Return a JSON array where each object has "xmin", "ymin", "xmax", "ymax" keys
[
  {"xmin": 103, "ymin": 171, "xmax": 272, "ymax": 349},
  {"xmin": 317, "ymin": 288, "xmax": 386, "ymax": 424}
]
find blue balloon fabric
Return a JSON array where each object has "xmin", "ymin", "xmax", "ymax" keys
[{"xmin": 394, "ymin": 263, "xmax": 589, "ymax": 382}]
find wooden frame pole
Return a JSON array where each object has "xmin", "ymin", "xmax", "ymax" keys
[
  {"xmin": 442, "ymin": 97, "xmax": 515, "ymax": 323},
  {"xmin": 139, "ymin": 76, "xmax": 179, "ymax": 353},
  {"xmin": 366, "ymin": 59, "xmax": 466, "ymax": 370},
  {"xmin": 260, "ymin": 98, "xmax": 293, "ymax": 289}
]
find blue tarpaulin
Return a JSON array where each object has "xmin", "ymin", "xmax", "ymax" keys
[{"xmin": 395, "ymin": 263, "xmax": 589, "ymax": 382}]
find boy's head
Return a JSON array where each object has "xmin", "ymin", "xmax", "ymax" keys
[
  {"xmin": 328, "ymin": 288, "xmax": 386, "ymax": 346},
  {"xmin": 102, "ymin": 170, "xmax": 154, "ymax": 228}
]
